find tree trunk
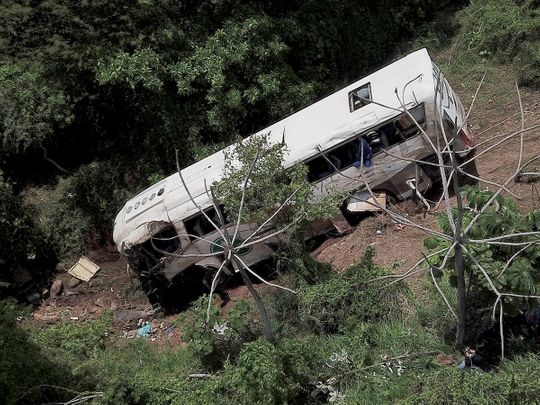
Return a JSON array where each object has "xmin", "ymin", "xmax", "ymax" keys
[
  {"xmin": 231, "ymin": 257, "xmax": 273, "ymax": 342},
  {"xmin": 451, "ymin": 138, "xmax": 467, "ymax": 347},
  {"xmin": 454, "ymin": 243, "xmax": 467, "ymax": 346}
]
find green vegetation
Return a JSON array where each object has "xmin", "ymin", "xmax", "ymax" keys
[
  {"xmin": 3, "ymin": 245, "xmax": 540, "ymax": 404},
  {"xmin": 1, "ymin": 1, "xmax": 540, "ymax": 404},
  {"xmin": 425, "ymin": 186, "xmax": 540, "ymax": 333},
  {"xmin": 458, "ymin": 0, "xmax": 540, "ymax": 87},
  {"xmin": 0, "ymin": 0, "xmax": 450, "ymax": 284}
]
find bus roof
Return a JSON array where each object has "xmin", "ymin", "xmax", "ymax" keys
[{"xmin": 113, "ymin": 48, "xmax": 435, "ymax": 248}]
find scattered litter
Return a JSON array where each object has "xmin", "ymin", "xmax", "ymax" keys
[
  {"xmin": 137, "ymin": 322, "xmax": 152, "ymax": 337},
  {"xmin": 376, "ymin": 229, "xmax": 383, "ymax": 235},
  {"xmin": 70, "ymin": 316, "xmax": 79, "ymax": 321},
  {"xmin": 68, "ymin": 256, "xmax": 100, "ymax": 282},
  {"xmin": 213, "ymin": 322, "xmax": 229, "ymax": 335}
]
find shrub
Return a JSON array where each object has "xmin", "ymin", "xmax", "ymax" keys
[
  {"xmin": 179, "ymin": 297, "xmax": 260, "ymax": 370},
  {"xmin": 458, "ymin": 0, "xmax": 540, "ymax": 87},
  {"xmin": 217, "ymin": 338, "xmax": 300, "ymax": 404},
  {"xmin": 0, "ymin": 172, "xmax": 55, "ymax": 293},
  {"xmin": 403, "ymin": 354, "xmax": 540, "ymax": 404},
  {"xmin": 28, "ymin": 159, "xmax": 136, "ymax": 262},
  {"xmin": 297, "ymin": 247, "xmax": 403, "ymax": 334},
  {"xmin": 32, "ymin": 312, "xmax": 112, "ymax": 362},
  {"xmin": 424, "ymin": 186, "xmax": 540, "ymax": 327},
  {"xmin": 0, "ymin": 300, "xmax": 76, "ymax": 404}
]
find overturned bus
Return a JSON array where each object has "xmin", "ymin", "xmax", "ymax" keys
[{"xmin": 113, "ymin": 48, "xmax": 475, "ymax": 307}]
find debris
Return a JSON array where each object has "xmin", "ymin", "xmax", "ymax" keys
[
  {"xmin": 137, "ymin": 322, "xmax": 151, "ymax": 337},
  {"xmin": 124, "ymin": 329, "xmax": 137, "ymax": 339},
  {"xmin": 347, "ymin": 191, "xmax": 386, "ymax": 212},
  {"xmin": 376, "ymin": 229, "xmax": 383, "ymax": 235},
  {"xmin": 50, "ymin": 279, "xmax": 64, "ymax": 298},
  {"xmin": 67, "ymin": 276, "xmax": 82, "ymax": 288},
  {"xmin": 151, "ymin": 319, "xmax": 163, "ymax": 331},
  {"xmin": 212, "ymin": 322, "xmax": 229, "ymax": 335},
  {"xmin": 188, "ymin": 373, "xmax": 214, "ymax": 379},
  {"xmin": 68, "ymin": 256, "xmax": 100, "ymax": 282},
  {"xmin": 330, "ymin": 214, "xmax": 353, "ymax": 234},
  {"xmin": 70, "ymin": 316, "xmax": 79, "ymax": 321},
  {"xmin": 32, "ymin": 312, "xmax": 60, "ymax": 323}
]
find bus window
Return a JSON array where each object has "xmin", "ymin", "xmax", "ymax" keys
[
  {"xmin": 184, "ymin": 206, "xmax": 229, "ymax": 240},
  {"xmin": 348, "ymin": 83, "xmax": 372, "ymax": 112},
  {"xmin": 307, "ymin": 156, "xmax": 335, "ymax": 182}
]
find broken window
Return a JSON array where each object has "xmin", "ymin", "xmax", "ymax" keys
[
  {"xmin": 307, "ymin": 156, "xmax": 336, "ymax": 182},
  {"xmin": 126, "ymin": 225, "xmax": 180, "ymax": 278},
  {"xmin": 184, "ymin": 206, "xmax": 229, "ymax": 240},
  {"xmin": 306, "ymin": 103, "xmax": 426, "ymax": 183},
  {"xmin": 393, "ymin": 103, "xmax": 426, "ymax": 140},
  {"xmin": 348, "ymin": 83, "xmax": 372, "ymax": 112}
]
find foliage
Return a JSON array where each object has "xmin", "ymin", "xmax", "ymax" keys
[
  {"xmin": 179, "ymin": 297, "xmax": 260, "ymax": 370},
  {"xmin": 403, "ymin": 353, "xmax": 540, "ymax": 404},
  {"xmin": 0, "ymin": 63, "xmax": 72, "ymax": 154},
  {"xmin": 214, "ymin": 134, "xmax": 341, "ymax": 232},
  {"xmin": 216, "ymin": 338, "xmax": 300, "ymax": 404},
  {"xmin": 424, "ymin": 186, "xmax": 540, "ymax": 318},
  {"xmin": 0, "ymin": 300, "xmax": 77, "ymax": 405},
  {"xmin": 296, "ymin": 247, "xmax": 402, "ymax": 334},
  {"xmin": 457, "ymin": 0, "xmax": 540, "ymax": 87},
  {"xmin": 0, "ymin": 172, "xmax": 54, "ymax": 290},
  {"xmin": 32, "ymin": 312, "xmax": 112, "ymax": 362},
  {"xmin": 27, "ymin": 160, "xmax": 137, "ymax": 261}
]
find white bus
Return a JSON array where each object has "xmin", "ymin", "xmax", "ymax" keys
[{"xmin": 113, "ymin": 48, "xmax": 474, "ymax": 306}]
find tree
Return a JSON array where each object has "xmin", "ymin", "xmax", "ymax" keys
[
  {"xmin": 355, "ymin": 78, "xmax": 540, "ymax": 357},
  {"xmin": 153, "ymin": 135, "xmax": 339, "ymax": 341}
]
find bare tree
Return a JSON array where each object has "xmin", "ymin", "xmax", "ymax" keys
[{"xmin": 336, "ymin": 76, "xmax": 540, "ymax": 358}]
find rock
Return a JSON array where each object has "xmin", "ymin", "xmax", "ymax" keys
[
  {"xmin": 50, "ymin": 279, "xmax": 64, "ymax": 297},
  {"xmin": 95, "ymin": 297, "xmax": 106, "ymax": 307},
  {"xmin": 113, "ymin": 309, "xmax": 144, "ymax": 324},
  {"xmin": 67, "ymin": 276, "xmax": 82, "ymax": 288},
  {"xmin": 27, "ymin": 292, "xmax": 42, "ymax": 305}
]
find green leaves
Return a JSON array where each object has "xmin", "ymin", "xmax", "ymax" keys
[
  {"xmin": 0, "ymin": 63, "xmax": 72, "ymax": 154},
  {"xmin": 214, "ymin": 134, "xmax": 340, "ymax": 236},
  {"xmin": 97, "ymin": 48, "xmax": 163, "ymax": 91},
  {"xmin": 425, "ymin": 186, "xmax": 540, "ymax": 315}
]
